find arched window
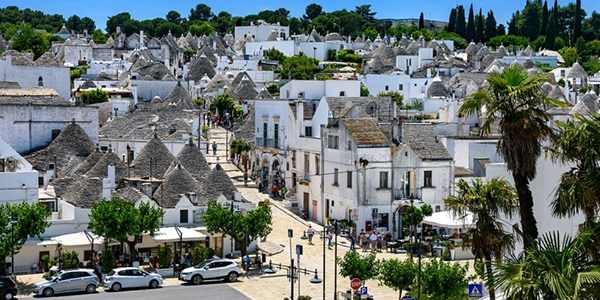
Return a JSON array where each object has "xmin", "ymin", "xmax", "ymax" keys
[{"xmin": 38, "ymin": 76, "xmax": 43, "ymax": 87}]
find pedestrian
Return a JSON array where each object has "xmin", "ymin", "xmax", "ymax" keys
[
  {"xmin": 212, "ymin": 141, "xmax": 217, "ymax": 155},
  {"xmin": 307, "ymin": 224, "xmax": 314, "ymax": 245},
  {"xmin": 360, "ymin": 230, "xmax": 368, "ymax": 252},
  {"xmin": 255, "ymin": 252, "xmax": 262, "ymax": 274},
  {"xmin": 243, "ymin": 170, "xmax": 248, "ymax": 187},
  {"xmin": 369, "ymin": 231, "xmax": 378, "ymax": 252},
  {"xmin": 243, "ymin": 254, "xmax": 251, "ymax": 273},
  {"xmin": 327, "ymin": 230, "xmax": 333, "ymax": 250},
  {"xmin": 349, "ymin": 234, "xmax": 356, "ymax": 251}
]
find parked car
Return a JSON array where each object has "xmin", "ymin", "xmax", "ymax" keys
[
  {"xmin": 179, "ymin": 259, "xmax": 242, "ymax": 284},
  {"xmin": 0, "ymin": 277, "xmax": 18, "ymax": 300},
  {"xmin": 34, "ymin": 269, "xmax": 99, "ymax": 297},
  {"xmin": 105, "ymin": 267, "xmax": 163, "ymax": 292}
]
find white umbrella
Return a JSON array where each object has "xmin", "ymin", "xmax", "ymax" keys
[
  {"xmin": 152, "ymin": 227, "xmax": 207, "ymax": 243},
  {"xmin": 339, "ymin": 66, "xmax": 356, "ymax": 72},
  {"xmin": 422, "ymin": 211, "xmax": 474, "ymax": 229}
]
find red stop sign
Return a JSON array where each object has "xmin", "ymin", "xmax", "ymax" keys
[{"xmin": 351, "ymin": 278, "xmax": 362, "ymax": 290}]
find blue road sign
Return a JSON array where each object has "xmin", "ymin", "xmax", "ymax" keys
[
  {"xmin": 360, "ymin": 286, "xmax": 368, "ymax": 295},
  {"xmin": 468, "ymin": 283, "xmax": 483, "ymax": 298},
  {"xmin": 296, "ymin": 244, "xmax": 303, "ymax": 255},
  {"xmin": 403, "ymin": 298, "xmax": 415, "ymax": 300}
]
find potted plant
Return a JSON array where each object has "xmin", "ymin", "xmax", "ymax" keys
[
  {"xmin": 449, "ymin": 242, "xmax": 456, "ymax": 261},
  {"xmin": 155, "ymin": 244, "xmax": 174, "ymax": 276},
  {"xmin": 202, "ymin": 125, "xmax": 210, "ymax": 139}
]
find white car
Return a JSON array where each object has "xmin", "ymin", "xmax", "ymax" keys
[
  {"xmin": 34, "ymin": 269, "xmax": 99, "ymax": 297},
  {"xmin": 179, "ymin": 259, "xmax": 242, "ymax": 284},
  {"xmin": 105, "ymin": 267, "xmax": 163, "ymax": 292}
]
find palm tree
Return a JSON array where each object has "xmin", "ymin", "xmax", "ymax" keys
[
  {"xmin": 493, "ymin": 231, "xmax": 600, "ymax": 300},
  {"xmin": 444, "ymin": 177, "xmax": 519, "ymax": 300},
  {"xmin": 547, "ymin": 113, "xmax": 600, "ymax": 262},
  {"xmin": 458, "ymin": 64, "xmax": 556, "ymax": 249}
]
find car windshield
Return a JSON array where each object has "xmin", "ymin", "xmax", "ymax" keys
[
  {"xmin": 107, "ymin": 270, "xmax": 116, "ymax": 276},
  {"xmin": 194, "ymin": 261, "xmax": 211, "ymax": 268}
]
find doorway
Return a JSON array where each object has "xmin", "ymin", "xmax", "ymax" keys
[
  {"xmin": 303, "ymin": 192, "xmax": 309, "ymax": 218},
  {"xmin": 212, "ymin": 237, "xmax": 223, "ymax": 258}
]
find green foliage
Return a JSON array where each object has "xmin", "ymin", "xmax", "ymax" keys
[
  {"xmin": 100, "ymin": 241, "xmax": 116, "ymax": 273},
  {"xmin": 189, "ymin": 4, "xmax": 213, "ymax": 21},
  {"xmin": 420, "ymin": 258, "xmax": 473, "ymax": 300},
  {"xmin": 377, "ymin": 91, "xmax": 403, "ymax": 108},
  {"xmin": 377, "ymin": 258, "xmax": 418, "ymax": 299},
  {"xmin": 91, "ymin": 29, "xmax": 108, "ymax": 44},
  {"xmin": 231, "ymin": 140, "xmax": 252, "ymax": 155},
  {"xmin": 184, "ymin": 50, "xmax": 197, "ymax": 63},
  {"xmin": 316, "ymin": 74, "xmax": 332, "ymax": 81},
  {"xmin": 360, "ymin": 86, "xmax": 370, "ymax": 97},
  {"xmin": 581, "ymin": 56, "xmax": 600, "ymax": 75},
  {"xmin": 558, "ymin": 47, "xmax": 581, "ymax": 67},
  {"xmin": 155, "ymin": 244, "xmax": 173, "ymax": 269},
  {"xmin": 266, "ymin": 82, "xmax": 281, "ymax": 96},
  {"xmin": 402, "ymin": 203, "xmax": 433, "ymax": 226},
  {"xmin": 202, "ymin": 125, "xmax": 210, "ymax": 133},
  {"xmin": 189, "ymin": 22, "xmax": 215, "ymax": 36},
  {"xmin": 336, "ymin": 49, "xmax": 362, "ymax": 63},
  {"xmin": 0, "ymin": 201, "xmax": 51, "ymax": 275},
  {"xmin": 88, "ymin": 197, "xmax": 164, "ymax": 260},
  {"xmin": 327, "ymin": 49, "xmax": 337, "ymax": 61},
  {"xmin": 191, "ymin": 243, "xmax": 215, "ymax": 265},
  {"xmin": 281, "ymin": 55, "xmax": 320, "ymax": 80},
  {"xmin": 487, "ymin": 34, "xmax": 530, "ymax": 49},
  {"xmin": 193, "ymin": 98, "xmax": 204, "ymax": 107},
  {"xmin": 60, "ymin": 251, "xmax": 80, "ymax": 270},
  {"xmin": 202, "ymin": 199, "xmax": 273, "ymax": 256},
  {"xmin": 264, "ymin": 48, "xmax": 286, "ymax": 63},
  {"xmin": 338, "ymin": 251, "xmax": 379, "ymax": 284},
  {"xmin": 10, "ymin": 23, "xmax": 51, "ymax": 59},
  {"xmin": 80, "ymin": 88, "xmax": 109, "ymax": 104},
  {"xmin": 403, "ymin": 100, "xmax": 424, "ymax": 111},
  {"xmin": 209, "ymin": 94, "xmax": 243, "ymax": 122}
]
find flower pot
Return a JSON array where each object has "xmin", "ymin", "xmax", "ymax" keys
[{"xmin": 450, "ymin": 249, "xmax": 456, "ymax": 261}]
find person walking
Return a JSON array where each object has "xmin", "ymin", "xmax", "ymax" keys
[
  {"xmin": 255, "ymin": 251, "xmax": 262, "ymax": 274},
  {"xmin": 349, "ymin": 234, "xmax": 356, "ymax": 251},
  {"xmin": 369, "ymin": 231, "xmax": 378, "ymax": 252},
  {"xmin": 327, "ymin": 230, "xmax": 333, "ymax": 250},
  {"xmin": 360, "ymin": 230, "xmax": 368, "ymax": 252},
  {"xmin": 243, "ymin": 170, "xmax": 248, "ymax": 187},
  {"xmin": 307, "ymin": 225, "xmax": 314, "ymax": 245},
  {"xmin": 242, "ymin": 254, "xmax": 251, "ymax": 274},
  {"xmin": 212, "ymin": 141, "xmax": 217, "ymax": 155}
]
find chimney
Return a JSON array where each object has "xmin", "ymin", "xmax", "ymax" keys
[
  {"xmin": 107, "ymin": 144, "xmax": 113, "ymax": 153},
  {"xmin": 213, "ymin": 41, "xmax": 216, "ymax": 50},
  {"xmin": 186, "ymin": 192, "xmax": 198, "ymax": 204},
  {"xmin": 141, "ymin": 182, "xmax": 153, "ymax": 198},
  {"xmin": 107, "ymin": 163, "xmax": 116, "ymax": 189},
  {"xmin": 140, "ymin": 30, "xmax": 144, "ymax": 49},
  {"xmin": 297, "ymin": 100, "xmax": 304, "ymax": 136},
  {"xmin": 102, "ymin": 178, "xmax": 112, "ymax": 201},
  {"xmin": 233, "ymin": 192, "xmax": 242, "ymax": 202}
]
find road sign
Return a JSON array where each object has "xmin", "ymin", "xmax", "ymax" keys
[
  {"xmin": 288, "ymin": 229, "xmax": 293, "ymax": 238},
  {"xmin": 403, "ymin": 298, "xmax": 415, "ymax": 300},
  {"xmin": 350, "ymin": 278, "xmax": 361, "ymax": 290},
  {"xmin": 296, "ymin": 244, "xmax": 303, "ymax": 255},
  {"xmin": 360, "ymin": 286, "xmax": 368, "ymax": 295},
  {"xmin": 468, "ymin": 283, "xmax": 483, "ymax": 298}
]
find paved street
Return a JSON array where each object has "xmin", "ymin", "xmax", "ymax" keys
[{"xmin": 18, "ymin": 283, "xmax": 249, "ymax": 300}]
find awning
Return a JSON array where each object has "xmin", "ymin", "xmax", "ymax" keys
[
  {"xmin": 339, "ymin": 66, "xmax": 356, "ymax": 72},
  {"xmin": 152, "ymin": 227, "xmax": 207, "ymax": 243},
  {"xmin": 422, "ymin": 211, "xmax": 474, "ymax": 229},
  {"xmin": 37, "ymin": 232, "xmax": 115, "ymax": 247}
]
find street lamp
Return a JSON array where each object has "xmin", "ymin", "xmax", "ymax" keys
[
  {"xmin": 10, "ymin": 216, "xmax": 17, "ymax": 278},
  {"xmin": 84, "ymin": 230, "xmax": 94, "ymax": 269},
  {"xmin": 410, "ymin": 199, "xmax": 422, "ymax": 300}
]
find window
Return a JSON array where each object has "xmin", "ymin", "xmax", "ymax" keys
[
  {"xmin": 347, "ymin": 140, "xmax": 352, "ymax": 150},
  {"xmin": 347, "ymin": 171, "xmax": 352, "ymax": 188},
  {"xmin": 339, "ymin": 91, "xmax": 346, "ymax": 96},
  {"xmin": 315, "ymin": 155, "xmax": 320, "ymax": 175},
  {"xmin": 379, "ymin": 172, "xmax": 389, "ymax": 188},
  {"xmin": 399, "ymin": 84, "xmax": 404, "ymax": 91},
  {"xmin": 305, "ymin": 126, "xmax": 313, "ymax": 137},
  {"xmin": 180, "ymin": 209, "xmax": 188, "ymax": 223},
  {"xmin": 385, "ymin": 85, "xmax": 389, "ymax": 91},
  {"xmin": 333, "ymin": 168, "xmax": 338, "ymax": 185},
  {"xmin": 274, "ymin": 123, "xmax": 279, "ymax": 148},
  {"xmin": 424, "ymin": 171, "xmax": 432, "ymax": 187},
  {"xmin": 304, "ymin": 153, "xmax": 310, "ymax": 178},
  {"xmin": 328, "ymin": 135, "xmax": 339, "ymax": 149},
  {"xmin": 263, "ymin": 123, "xmax": 268, "ymax": 147}
]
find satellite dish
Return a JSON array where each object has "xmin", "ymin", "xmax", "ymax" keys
[{"xmin": 366, "ymin": 101, "xmax": 377, "ymax": 116}]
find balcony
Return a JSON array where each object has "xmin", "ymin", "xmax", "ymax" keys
[
  {"xmin": 393, "ymin": 188, "xmax": 421, "ymax": 200},
  {"xmin": 255, "ymin": 137, "xmax": 286, "ymax": 150}
]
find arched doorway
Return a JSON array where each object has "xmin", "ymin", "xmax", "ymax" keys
[{"xmin": 395, "ymin": 205, "xmax": 411, "ymax": 239}]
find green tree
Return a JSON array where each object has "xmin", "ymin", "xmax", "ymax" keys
[
  {"xmin": 475, "ymin": 8, "xmax": 484, "ymax": 43},
  {"xmin": 547, "ymin": 114, "xmax": 600, "ymax": 261},
  {"xmin": 466, "ymin": 4, "xmax": 475, "ymax": 41},
  {"xmin": 420, "ymin": 258, "xmax": 473, "ymax": 300},
  {"xmin": 336, "ymin": 49, "xmax": 362, "ymax": 63},
  {"xmin": 401, "ymin": 203, "xmax": 433, "ymax": 227},
  {"xmin": 66, "ymin": 15, "xmax": 81, "ymax": 33},
  {"xmin": 91, "ymin": 29, "xmax": 107, "ymax": 44},
  {"xmin": 455, "ymin": 5, "xmax": 466, "ymax": 38},
  {"xmin": 100, "ymin": 240, "xmax": 116, "ymax": 273},
  {"xmin": 189, "ymin": 22, "xmax": 214, "ymax": 36},
  {"xmin": 545, "ymin": 10, "xmax": 558, "ymax": 49},
  {"xmin": 60, "ymin": 251, "xmax": 80, "ymax": 270},
  {"xmin": 11, "ymin": 23, "xmax": 51, "ymax": 59},
  {"xmin": 558, "ymin": 46, "xmax": 580, "ymax": 67},
  {"xmin": 377, "ymin": 258, "xmax": 418, "ymax": 300},
  {"xmin": 281, "ymin": 55, "xmax": 320, "ymax": 80},
  {"xmin": 166, "ymin": 10, "xmax": 182, "ymax": 24},
  {"xmin": 155, "ymin": 244, "xmax": 172, "ymax": 268},
  {"xmin": 485, "ymin": 11, "xmax": 497, "ymax": 41},
  {"xmin": 0, "ymin": 202, "xmax": 51, "ymax": 276},
  {"xmin": 458, "ymin": 64, "xmax": 557, "ymax": 250},
  {"xmin": 360, "ymin": 86, "xmax": 370, "ymax": 97},
  {"xmin": 191, "ymin": 243, "xmax": 215, "ymax": 265},
  {"xmin": 264, "ymin": 47, "xmax": 286, "ymax": 63},
  {"xmin": 445, "ymin": 178, "xmax": 519, "ymax": 300},
  {"xmin": 447, "ymin": 8, "xmax": 457, "ymax": 33},
  {"xmin": 303, "ymin": 3, "xmax": 323, "ymax": 21},
  {"xmin": 508, "ymin": 11, "xmax": 519, "ymax": 35},
  {"xmin": 418, "ymin": 13, "xmax": 425, "ymax": 29},
  {"xmin": 189, "ymin": 3, "xmax": 213, "ymax": 21},
  {"xmin": 209, "ymin": 94, "xmax": 243, "ymax": 121},
  {"xmin": 338, "ymin": 251, "xmax": 378, "ymax": 286},
  {"xmin": 540, "ymin": 0, "xmax": 549, "ymax": 36},
  {"xmin": 106, "ymin": 12, "xmax": 132, "ymax": 34},
  {"xmin": 353, "ymin": 5, "xmax": 376, "ymax": 22},
  {"xmin": 493, "ymin": 231, "xmax": 600, "ymax": 300},
  {"xmin": 377, "ymin": 91, "xmax": 403, "ymax": 108},
  {"xmin": 202, "ymin": 200, "xmax": 272, "ymax": 256},
  {"xmin": 88, "ymin": 197, "xmax": 164, "ymax": 263},
  {"xmin": 574, "ymin": 0, "xmax": 582, "ymax": 40},
  {"xmin": 80, "ymin": 89, "xmax": 109, "ymax": 105},
  {"xmin": 520, "ymin": 0, "xmax": 542, "ymax": 41}
]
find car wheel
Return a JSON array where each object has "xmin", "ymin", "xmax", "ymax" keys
[
  {"xmin": 227, "ymin": 272, "xmax": 239, "ymax": 282},
  {"xmin": 86, "ymin": 284, "xmax": 96, "ymax": 294},
  {"xmin": 191, "ymin": 275, "xmax": 202, "ymax": 285},
  {"xmin": 43, "ymin": 288, "xmax": 54, "ymax": 297},
  {"xmin": 149, "ymin": 280, "xmax": 159, "ymax": 288},
  {"xmin": 111, "ymin": 282, "xmax": 122, "ymax": 292},
  {"xmin": 4, "ymin": 292, "xmax": 14, "ymax": 300}
]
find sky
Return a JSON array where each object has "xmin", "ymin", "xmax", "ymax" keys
[{"xmin": 3, "ymin": 0, "xmax": 600, "ymax": 33}]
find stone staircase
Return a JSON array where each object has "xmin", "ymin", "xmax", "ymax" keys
[{"xmin": 205, "ymin": 126, "xmax": 255, "ymax": 188}]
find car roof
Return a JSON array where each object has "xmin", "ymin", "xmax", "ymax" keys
[{"xmin": 113, "ymin": 267, "xmax": 142, "ymax": 271}]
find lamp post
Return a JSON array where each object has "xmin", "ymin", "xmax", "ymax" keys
[
  {"xmin": 313, "ymin": 47, "xmax": 317, "ymax": 60},
  {"xmin": 84, "ymin": 230, "xmax": 94, "ymax": 268},
  {"xmin": 230, "ymin": 202, "xmax": 235, "ymax": 259},
  {"xmin": 10, "ymin": 216, "xmax": 17, "ymax": 278},
  {"xmin": 333, "ymin": 220, "xmax": 338, "ymax": 300},
  {"xmin": 410, "ymin": 199, "xmax": 422, "ymax": 300}
]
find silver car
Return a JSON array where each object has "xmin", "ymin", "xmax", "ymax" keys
[
  {"xmin": 179, "ymin": 259, "xmax": 242, "ymax": 284},
  {"xmin": 105, "ymin": 267, "xmax": 163, "ymax": 291},
  {"xmin": 34, "ymin": 269, "xmax": 99, "ymax": 297}
]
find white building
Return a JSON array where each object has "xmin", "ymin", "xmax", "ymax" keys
[
  {"xmin": 234, "ymin": 20, "xmax": 289, "ymax": 42},
  {"xmin": 362, "ymin": 71, "xmax": 431, "ymax": 99},
  {"xmin": 0, "ymin": 56, "xmax": 71, "ymax": 99},
  {"xmin": 280, "ymin": 80, "xmax": 361, "ymax": 100}
]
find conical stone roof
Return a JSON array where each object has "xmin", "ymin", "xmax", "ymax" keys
[
  {"xmin": 166, "ymin": 138, "xmax": 211, "ymax": 181},
  {"xmin": 153, "ymin": 163, "xmax": 202, "ymax": 208},
  {"xmin": 129, "ymin": 133, "xmax": 175, "ymax": 179},
  {"xmin": 86, "ymin": 151, "xmax": 129, "ymax": 182},
  {"xmin": 198, "ymin": 163, "xmax": 238, "ymax": 201}
]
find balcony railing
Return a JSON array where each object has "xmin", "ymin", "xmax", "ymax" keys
[
  {"xmin": 254, "ymin": 137, "xmax": 286, "ymax": 150},
  {"xmin": 393, "ymin": 188, "xmax": 421, "ymax": 200}
]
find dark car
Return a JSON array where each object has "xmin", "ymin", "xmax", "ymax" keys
[{"xmin": 0, "ymin": 277, "xmax": 18, "ymax": 300}]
